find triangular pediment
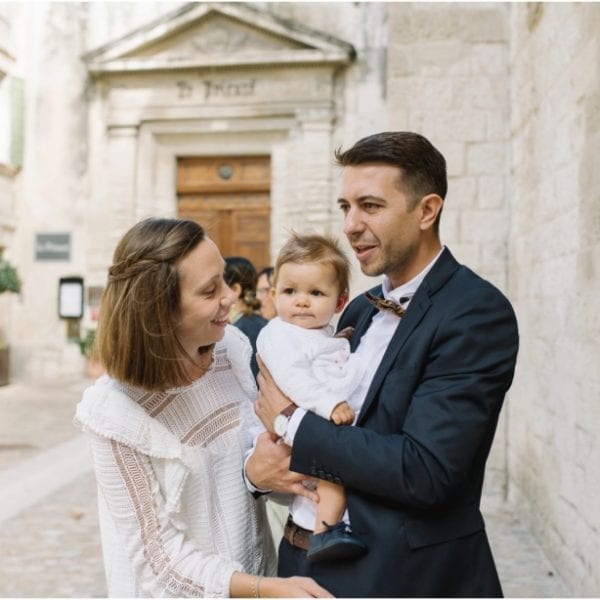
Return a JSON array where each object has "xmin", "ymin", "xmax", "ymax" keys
[{"xmin": 84, "ymin": 2, "xmax": 355, "ymax": 74}]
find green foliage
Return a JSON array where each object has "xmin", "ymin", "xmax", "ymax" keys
[
  {"xmin": 0, "ymin": 260, "xmax": 21, "ymax": 294},
  {"xmin": 77, "ymin": 328, "xmax": 97, "ymax": 358}
]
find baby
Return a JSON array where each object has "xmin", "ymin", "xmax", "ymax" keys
[{"xmin": 256, "ymin": 232, "xmax": 367, "ymax": 562}]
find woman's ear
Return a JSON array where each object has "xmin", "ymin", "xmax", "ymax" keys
[{"xmin": 335, "ymin": 290, "xmax": 349, "ymax": 313}]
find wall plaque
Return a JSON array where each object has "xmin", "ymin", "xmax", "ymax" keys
[{"xmin": 35, "ymin": 233, "xmax": 70, "ymax": 261}]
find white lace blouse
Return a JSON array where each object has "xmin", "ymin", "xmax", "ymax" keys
[{"xmin": 75, "ymin": 326, "xmax": 276, "ymax": 597}]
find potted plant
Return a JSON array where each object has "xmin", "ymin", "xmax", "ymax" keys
[
  {"xmin": 0, "ymin": 255, "xmax": 21, "ymax": 386},
  {"xmin": 77, "ymin": 327, "xmax": 103, "ymax": 379}
]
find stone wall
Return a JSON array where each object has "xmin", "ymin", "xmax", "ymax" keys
[
  {"xmin": 507, "ymin": 3, "xmax": 600, "ymax": 595},
  {"xmin": 387, "ymin": 2, "xmax": 512, "ymax": 501}
]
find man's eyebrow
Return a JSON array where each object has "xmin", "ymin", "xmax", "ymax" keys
[{"xmin": 338, "ymin": 195, "xmax": 385, "ymax": 203}]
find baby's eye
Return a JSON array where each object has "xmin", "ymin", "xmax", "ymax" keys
[
  {"xmin": 282, "ymin": 288, "xmax": 295, "ymax": 295},
  {"xmin": 311, "ymin": 290, "xmax": 324, "ymax": 296}
]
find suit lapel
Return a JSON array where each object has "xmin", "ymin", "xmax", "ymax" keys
[
  {"xmin": 349, "ymin": 287, "xmax": 380, "ymax": 352},
  {"xmin": 356, "ymin": 248, "xmax": 460, "ymax": 425}
]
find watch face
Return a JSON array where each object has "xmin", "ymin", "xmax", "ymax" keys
[{"xmin": 274, "ymin": 414, "xmax": 288, "ymax": 437}]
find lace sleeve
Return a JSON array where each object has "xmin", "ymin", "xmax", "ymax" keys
[{"xmin": 89, "ymin": 433, "xmax": 240, "ymax": 597}]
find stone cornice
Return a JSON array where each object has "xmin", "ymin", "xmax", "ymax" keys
[{"xmin": 84, "ymin": 2, "xmax": 355, "ymax": 75}]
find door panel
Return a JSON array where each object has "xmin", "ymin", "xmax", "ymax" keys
[{"xmin": 176, "ymin": 157, "xmax": 271, "ymax": 269}]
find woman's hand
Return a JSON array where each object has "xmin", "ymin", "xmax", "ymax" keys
[
  {"xmin": 255, "ymin": 355, "xmax": 294, "ymax": 432},
  {"xmin": 260, "ymin": 576, "xmax": 334, "ymax": 598},
  {"xmin": 231, "ymin": 572, "xmax": 332, "ymax": 598}
]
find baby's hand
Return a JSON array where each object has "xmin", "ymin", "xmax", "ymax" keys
[{"xmin": 330, "ymin": 401, "xmax": 355, "ymax": 425}]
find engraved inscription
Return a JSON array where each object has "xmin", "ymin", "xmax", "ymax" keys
[
  {"xmin": 203, "ymin": 79, "xmax": 256, "ymax": 100},
  {"xmin": 174, "ymin": 79, "xmax": 256, "ymax": 101},
  {"xmin": 176, "ymin": 81, "xmax": 193, "ymax": 98}
]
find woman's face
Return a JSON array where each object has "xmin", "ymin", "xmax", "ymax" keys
[
  {"xmin": 174, "ymin": 238, "xmax": 237, "ymax": 353},
  {"xmin": 257, "ymin": 272, "xmax": 277, "ymax": 320}
]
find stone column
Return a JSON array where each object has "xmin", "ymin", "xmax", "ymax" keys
[
  {"xmin": 281, "ymin": 108, "xmax": 335, "ymax": 240},
  {"xmin": 88, "ymin": 125, "xmax": 139, "ymax": 276}
]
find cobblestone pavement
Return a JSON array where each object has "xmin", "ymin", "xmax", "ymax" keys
[{"xmin": 0, "ymin": 375, "xmax": 570, "ymax": 597}]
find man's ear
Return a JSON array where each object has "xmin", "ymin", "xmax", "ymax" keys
[
  {"xmin": 231, "ymin": 282, "xmax": 242, "ymax": 298},
  {"xmin": 335, "ymin": 290, "xmax": 349, "ymax": 313},
  {"xmin": 419, "ymin": 194, "xmax": 443, "ymax": 231}
]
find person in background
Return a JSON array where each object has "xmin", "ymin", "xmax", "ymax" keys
[
  {"xmin": 224, "ymin": 256, "xmax": 268, "ymax": 379},
  {"xmin": 74, "ymin": 217, "xmax": 331, "ymax": 598},
  {"xmin": 247, "ymin": 131, "xmax": 519, "ymax": 597},
  {"xmin": 256, "ymin": 266, "xmax": 277, "ymax": 320}
]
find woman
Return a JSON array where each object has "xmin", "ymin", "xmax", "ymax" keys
[
  {"xmin": 74, "ymin": 218, "xmax": 330, "ymax": 598},
  {"xmin": 224, "ymin": 256, "xmax": 268, "ymax": 378}
]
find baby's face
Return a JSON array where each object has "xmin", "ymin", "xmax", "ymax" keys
[{"xmin": 273, "ymin": 262, "xmax": 343, "ymax": 329}]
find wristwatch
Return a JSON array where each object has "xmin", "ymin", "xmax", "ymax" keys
[{"xmin": 273, "ymin": 404, "xmax": 297, "ymax": 438}]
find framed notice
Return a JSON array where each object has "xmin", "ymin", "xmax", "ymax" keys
[
  {"xmin": 36, "ymin": 233, "xmax": 70, "ymax": 261},
  {"xmin": 58, "ymin": 276, "xmax": 84, "ymax": 319}
]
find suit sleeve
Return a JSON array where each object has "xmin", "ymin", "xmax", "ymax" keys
[{"xmin": 290, "ymin": 285, "xmax": 519, "ymax": 509}]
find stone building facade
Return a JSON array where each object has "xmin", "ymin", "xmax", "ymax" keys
[{"xmin": 0, "ymin": 2, "xmax": 598, "ymax": 595}]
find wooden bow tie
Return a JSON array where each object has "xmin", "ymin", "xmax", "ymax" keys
[{"xmin": 364, "ymin": 291, "xmax": 409, "ymax": 317}]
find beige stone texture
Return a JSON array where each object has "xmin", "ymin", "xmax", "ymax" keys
[{"xmin": 507, "ymin": 3, "xmax": 600, "ymax": 595}]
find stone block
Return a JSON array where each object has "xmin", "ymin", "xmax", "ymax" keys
[
  {"xmin": 436, "ymin": 140, "xmax": 465, "ymax": 177},
  {"xmin": 477, "ymin": 176, "xmax": 506, "ymax": 209},
  {"xmin": 460, "ymin": 209, "xmax": 509, "ymax": 244},
  {"xmin": 467, "ymin": 142, "xmax": 507, "ymax": 175},
  {"xmin": 446, "ymin": 176, "xmax": 477, "ymax": 209},
  {"xmin": 435, "ymin": 108, "xmax": 487, "ymax": 142}
]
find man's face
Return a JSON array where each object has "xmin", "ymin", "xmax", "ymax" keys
[{"xmin": 337, "ymin": 163, "xmax": 423, "ymax": 289}]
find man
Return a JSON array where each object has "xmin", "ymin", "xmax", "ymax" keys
[
  {"xmin": 246, "ymin": 131, "xmax": 519, "ymax": 597},
  {"xmin": 256, "ymin": 266, "xmax": 277, "ymax": 320}
]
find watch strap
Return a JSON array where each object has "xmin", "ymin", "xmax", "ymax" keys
[{"xmin": 280, "ymin": 404, "xmax": 297, "ymax": 418}]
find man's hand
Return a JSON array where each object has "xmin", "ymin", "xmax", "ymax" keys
[
  {"xmin": 246, "ymin": 432, "xmax": 319, "ymax": 502},
  {"xmin": 255, "ymin": 355, "xmax": 296, "ymax": 432},
  {"xmin": 330, "ymin": 400, "xmax": 355, "ymax": 425}
]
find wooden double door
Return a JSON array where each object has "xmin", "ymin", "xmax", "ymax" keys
[{"xmin": 176, "ymin": 156, "xmax": 271, "ymax": 270}]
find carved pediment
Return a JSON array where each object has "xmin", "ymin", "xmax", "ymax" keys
[{"xmin": 84, "ymin": 2, "xmax": 355, "ymax": 74}]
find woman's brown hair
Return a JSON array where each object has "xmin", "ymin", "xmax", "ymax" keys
[
  {"xmin": 224, "ymin": 256, "xmax": 261, "ymax": 316},
  {"xmin": 95, "ymin": 217, "xmax": 205, "ymax": 391}
]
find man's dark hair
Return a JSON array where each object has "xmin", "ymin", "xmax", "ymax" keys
[{"xmin": 335, "ymin": 131, "xmax": 448, "ymax": 206}]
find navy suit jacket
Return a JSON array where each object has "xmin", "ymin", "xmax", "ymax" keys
[{"xmin": 288, "ymin": 248, "xmax": 519, "ymax": 597}]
